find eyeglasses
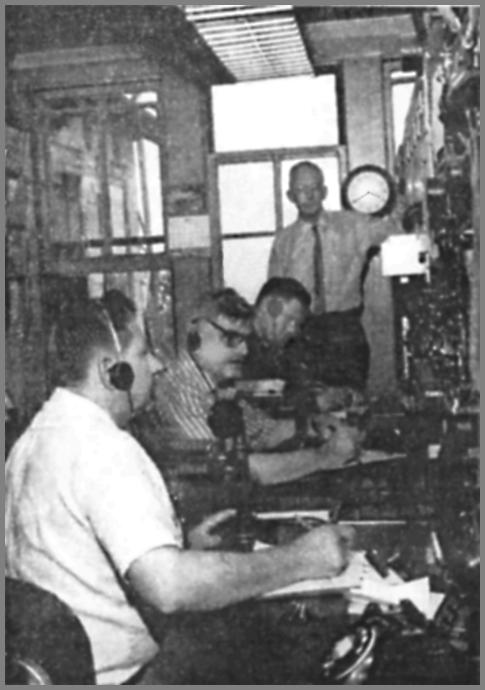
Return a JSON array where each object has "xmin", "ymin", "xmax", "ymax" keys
[{"xmin": 206, "ymin": 319, "xmax": 249, "ymax": 348}]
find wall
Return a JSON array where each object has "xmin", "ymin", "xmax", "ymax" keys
[
  {"xmin": 5, "ymin": 6, "xmax": 221, "ymax": 422},
  {"xmin": 162, "ymin": 67, "xmax": 210, "ymax": 198},
  {"xmin": 343, "ymin": 56, "xmax": 397, "ymax": 395},
  {"xmin": 160, "ymin": 65, "xmax": 214, "ymax": 345}
]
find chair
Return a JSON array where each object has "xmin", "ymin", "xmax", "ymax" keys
[{"xmin": 6, "ymin": 577, "xmax": 96, "ymax": 685}]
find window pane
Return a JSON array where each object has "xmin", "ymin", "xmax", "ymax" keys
[
  {"xmin": 392, "ymin": 81, "xmax": 416, "ymax": 152},
  {"xmin": 219, "ymin": 162, "xmax": 275, "ymax": 235},
  {"xmin": 110, "ymin": 183, "xmax": 125, "ymax": 241},
  {"xmin": 212, "ymin": 75, "xmax": 339, "ymax": 152},
  {"xmin": 281, "ymin": 155, "xmax": 342, "ymax": 225},
  {"xmin": 223, "ymin": 236, "xmax": 274, "ymax": 303},
  {"xmin": 133, "ymin": 139, "xmax": 164, "ymax": 236}
]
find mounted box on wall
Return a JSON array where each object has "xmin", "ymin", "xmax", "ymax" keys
[
  {"xmin": 168, "ymin": 215, "xmax": 211, "ymax": 250},
  {"xmin": 381, "ymin": 233, "xmax": 431, "ymax": 276}
]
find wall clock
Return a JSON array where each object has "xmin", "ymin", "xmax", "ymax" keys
[{"xmin": 342, "ymin": 164, "xmax": 396, "ymax": 217}]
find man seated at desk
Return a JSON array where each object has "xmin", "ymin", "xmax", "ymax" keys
[
  {"xmin": 152, "ymin": 288, "xmax": 361, "ymax": 484},
  {"xmin": 5, "ymin": 289, "xmax": 354, "ymax": 685},
  {"xmin": 244, "ymin": 276, "xmax": 365, "ymax": 416},
  {"xmin": 243, "ymin": 276, "xmax": 311, "ymax": 381}
]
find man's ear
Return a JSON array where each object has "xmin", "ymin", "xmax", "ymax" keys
[
  {"xmin": 321, "ymin": 185, "xmax": 328, "ymax": 201},
  {"xmin": 266, "ymin": 296, "xmax": 284, "ymax": 318},
  {"xmin": 286, "ymin": 188, "xmax": 295, "ymax": 204},
  {"xmin": 98, "ymin": 355, "xmax": 116, "ymax": 390}
]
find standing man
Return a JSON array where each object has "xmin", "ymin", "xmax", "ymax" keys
[
  {"xmin": 268, "ymin": 161, "xmax": 398, "ymax": 390},
  {"xmin": 5, "ymin": 289, "xmax": 353, "ymax": 684}
]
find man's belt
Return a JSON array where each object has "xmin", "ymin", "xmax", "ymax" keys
[{"xmin": 312, "ymin": 304, "xmax": 364, "ymax": 321}]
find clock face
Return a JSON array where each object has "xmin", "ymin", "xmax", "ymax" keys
[{"xmin": 342, "ymin": 165, "xmax": 396, "ymax": 217}]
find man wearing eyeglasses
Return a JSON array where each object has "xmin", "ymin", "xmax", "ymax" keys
[{"xmin": 150, "ymin": 289, "xmax": 359, "ymax": 485}]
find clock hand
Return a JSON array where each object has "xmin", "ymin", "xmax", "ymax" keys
[
  {"xmin": 350, "ymin": 191, "xmax": 371, "ymax": 204},
  {"xmin": 368, "ymin": 191, "xmax": 387, "ymax": 201}
]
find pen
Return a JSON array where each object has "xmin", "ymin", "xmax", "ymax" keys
[
  {"xmin": 328, "ymin": 501, "xmax": 342, "ymax": 524},
  {"xmin": 365, "ymin": 548, "xmax": 389, "ymax": 578}
]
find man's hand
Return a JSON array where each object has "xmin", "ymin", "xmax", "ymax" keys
[
  {"xmin": 292, "ymin": 524, "xmax": 355, "ymax": 579},
  {"xmin": 315, "ymin": 422, "xmax": 365, "ymax": 469},
  {"xmin": 187, "ymin": 509, "xmax": 237, "ymax": 550},
  {"xmin": 314, "ymin": 386, "xmax": 365, "ymax": 413},
  {"xmin": 310, "ymin": 412, "xmax": 342, "ymax": 441}
]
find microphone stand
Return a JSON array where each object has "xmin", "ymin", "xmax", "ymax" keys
[{"xmin": 208, "ymin": 395, "xmax": 254, "ymax": 551}]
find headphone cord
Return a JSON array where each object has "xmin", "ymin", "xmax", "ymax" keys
[{"xmin": 127, "ymin": 389, "xmax": 135, "ymax": 416}]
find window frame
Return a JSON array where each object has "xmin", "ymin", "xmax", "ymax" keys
[
  {"xmin": 383, "ymin": 59, "xmax": 418, "ymax": 171},
  {"xmin": 208, "ymin": 145, "xmax": 348, "ymax": 290}
]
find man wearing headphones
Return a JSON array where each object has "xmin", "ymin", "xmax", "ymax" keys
[
  {"xmin": 5, "ymin": 289, "xmax": 354, "ymax": 684},
  {"xmin": 153, "ymin": 288, "xmax": 360, "ymax": 485}
]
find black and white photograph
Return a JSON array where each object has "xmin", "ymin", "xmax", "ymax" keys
[{"xmin": 5, "ymin": 4, "xmax": 479, "ymax": 684}]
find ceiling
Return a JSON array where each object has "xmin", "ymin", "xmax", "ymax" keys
[
  {"xmin": 184, "ymin": 5, "xmax": 313, "ymax": 81},
  {"xmin": 184, "ymin": 5, "xmax": 426, "ymax": 81}
]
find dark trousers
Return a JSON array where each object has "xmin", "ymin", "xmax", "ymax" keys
[
  {"xmin": 125, "ymin": 602, "xmax": 347, "ymax": 685},
  {"xmin": 302, "ymin": 306, "xmax": 370, "ymax": 390}
]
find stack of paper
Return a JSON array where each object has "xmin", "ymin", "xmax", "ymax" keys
[
  {"xmin": 348, "ymin": 575, "xmax": 445, "ymax": 620},
  {"xmin": 260, "ymin": 550, "xmax": 400, "ymax": 599},
  {"xmin": 260, "ymin": 548, "xmax": 445, "ymax": 620}
]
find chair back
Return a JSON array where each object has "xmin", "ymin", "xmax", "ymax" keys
[{"xmin": 6, "ymin": 577, "xmax": 96, "ymax": 685}]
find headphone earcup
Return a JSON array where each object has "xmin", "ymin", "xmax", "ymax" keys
[
  {"xmin": 108, "ymin": 362, "xmax": 134, "ymax": 391},
  {"xmin": 187, "ymin": 329, "xmax": 201, "ymax": 352}
]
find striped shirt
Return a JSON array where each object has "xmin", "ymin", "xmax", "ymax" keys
[
  {"xmin": 154, "ymin": 350, "xmax": 215, "ymax": 445},
  {"xmin": 153, "ymin": 350, "xmax": 288, "ymax": 452}
]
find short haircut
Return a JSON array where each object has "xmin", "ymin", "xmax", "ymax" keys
[
  {"xmin": 51, "ymin": 289, "xmax": 136, "ymax": 386},
  {"xmin": 288, "ymin": 160, "xmax": 324, "ymax": 189},
  {"xmin": 194, "ymin": 288, "xmax": 253, "ymax": 323},
  {"xmin": 255, "ymin": 277, "xmax": 311, "ymax": 310}
]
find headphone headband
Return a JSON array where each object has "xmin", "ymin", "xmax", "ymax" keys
[
  {"xmin": 97, "ymin": 301, "xmax": 134, "ymax": 392},
  {"xmin": 99, "ymin": 304, "xmax": 122, "ymax": 356}
]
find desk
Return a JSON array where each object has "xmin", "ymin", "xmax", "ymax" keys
[
  {"xmin": 149, "ymin": 408, "xmax": 476, "ymax": 527},
  {"xmin": 157, "ymin": 448, "xmax": 437, "ymax": 531},
  {"xmin": 131, "ymin": 410, "xmax": 478, "ymax": 684},
  {"xmin": 138, "ymin": 517, "xmax": 476, "ymax": 685}
]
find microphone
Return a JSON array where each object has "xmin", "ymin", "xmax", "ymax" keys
[{"xmin": 207, "ymin": 399, "xmax": 245, "ymax": 439}]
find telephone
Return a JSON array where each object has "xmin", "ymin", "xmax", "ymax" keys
[{"xmin": 321, "ymin": 588, "xmax": 478, "ymax": 684}]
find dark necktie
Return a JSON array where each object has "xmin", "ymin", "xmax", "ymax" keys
[{"xmin": 311, "ymin": 223, "xmax": 326, "ymax": 313}]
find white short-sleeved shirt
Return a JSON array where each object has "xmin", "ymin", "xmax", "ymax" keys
[{"xmin": 5, "ymin": 388, "xmax": 183, "ymax": 685}]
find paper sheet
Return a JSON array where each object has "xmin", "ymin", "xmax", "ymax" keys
[
  {"xmin": 260, "ymin": 550, "xmax": 402, "ymax": 599},
  {"xmin": 259, "ymin": 545, "xmax": 445, "ymax": 621},
  {"xmin": 356, "ymin": 449, "xmax": 407, "ymax": 465},
  {"xmin": 255, "ymin": 509, "xmax": 331, "ymax": 522},
  {"xmin": 347, "ymin": 577, "xmax": 446, "ymax": 620}
]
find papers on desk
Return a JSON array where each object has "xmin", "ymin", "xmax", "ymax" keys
[
  {"xmin": 259, "ymin": 550, "xmax": 400, "ymax": 599},
  {"xmin": 352, "ymin": 449, "xmax": 407, "ymax": 466},
  {"xmin": 260, "ymin": 547, "xmax": 445, "ymax": 620},
  {"xmin": 255, "ymin": 509, "xmax": 331, "ymax": 523},
  {"xmin": 347, "ymin": 576, "xmax": 445, "ymax": 621}
]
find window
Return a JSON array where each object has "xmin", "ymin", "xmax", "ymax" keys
[
  {"xmin": 133, "ymin": 138, "xmax": 164, "ymax": 243},
  {"xmin": 212, "ymin": 148, "xmax": 346, "ymax": 303},
  {"xmin": 210, "ymin": 74, "xmax": 343, "ymax": 302},
  {"xmin": 212, "ymin": 74, "xmax": 339, "ymax": 152},
  {"xmin": 390, "ymin": 70, "xmax": 417, "ymax": 153}
]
